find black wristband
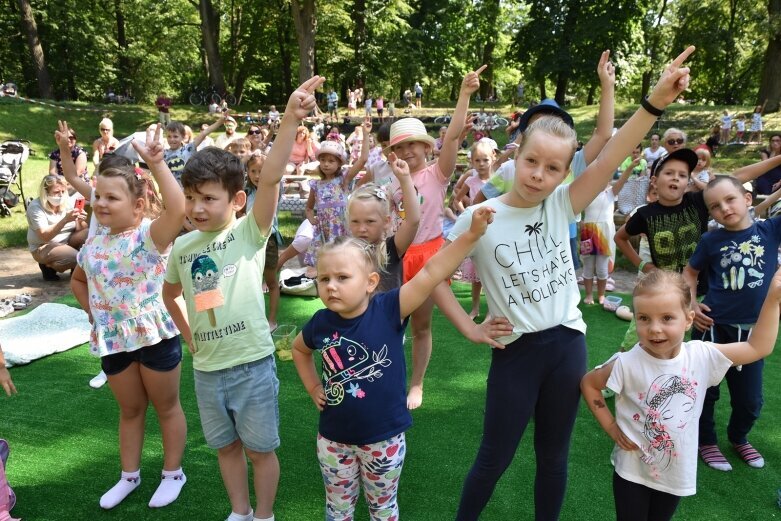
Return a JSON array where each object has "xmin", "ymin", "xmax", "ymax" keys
[{"xmin": 640, "ymin": 96, "xmax": 664, "ymax": 117}]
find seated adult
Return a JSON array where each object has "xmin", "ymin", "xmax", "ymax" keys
[
  {"xmin": 213, "ymin": 116, "xmax": 242, "ymax": 149},
  {"xmin": 246, "ymin": 123, "xmax": 272, "ymax": 155},
  {"xmin": 91, "ymin": 118, "xmax": 120, "ymax": 171},
  {"xmin": 287, "ymin": 126, "xmax": 318, "ymax": 174},
  {"xmin": 755, "ymin": 134, "xmax": 781, "ymax": 195},
  {"xmin": 26, "ymin": 175, "xmax": 87, "ymax": 281},
  {"xmin": 50, "ymin": 128, "xmax": 88, "ymax": 182}
]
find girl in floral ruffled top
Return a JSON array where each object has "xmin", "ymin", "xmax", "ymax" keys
[{"xmin": 71, "ymin": 125, "xmax": 188, "ymax": 511}]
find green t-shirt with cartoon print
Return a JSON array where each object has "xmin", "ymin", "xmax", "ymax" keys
[{"xmin": 165, "ymin": 214, "xmax": 274, "ymax": 372}]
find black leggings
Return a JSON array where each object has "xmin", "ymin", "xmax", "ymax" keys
[
  {"xmin": 613, "ymin": 472, "xmax": 681, "ymax": 521},
  {"xmin": 455, "ymin": 326, "xmax": 587, "ymax": 521}
]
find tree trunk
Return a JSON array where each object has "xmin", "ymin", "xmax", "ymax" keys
[
  {"xmin": 291, "ymin": 0, "xmax": 316, "ymax": 83},
  {"xmin": 114, "ymin": 0, "xmax": 131, "ymax": 95},
  {"xmin": 352, "ymin": 0, "xmax": 367, "ymax": 87},
  {"xmin": 16, "ymin": 0, "xmax": 51, "ymax": 98},
  {"xmin": 586, "ymin": 84, "xmax": 596, "ymax": 105},
  {"xmin": 554, "ymin": 72, "xmax": 568, "ymax": 106},
  {"xmin": 720, "ymin": 0, "xmax": 739, "ymax": 104},
  {"xmin": 275, "ymin": 4, "xmax": 293, "ymax": 97},
  {"xmin": 640, "ymin": 71, "xmax": 652, "ymax": 102},
  {"xmin": 199, "ymin": 0, "xmax": 226, "ymax": 92},
  {"xmin": 538, "ymin": 79, "xmax": 546, "ymax": 101},
  {"xmin": 758, "ymin": 0, "xmax": 781, "ymax": 112},
  {"xmin": 478, "ymin": 0, "xmax": 500, "ymax": 100}
]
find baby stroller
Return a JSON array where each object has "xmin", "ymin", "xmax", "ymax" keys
[{"xmin": 0, "ymin": 140, "xmax": 30, "ymax": 217}]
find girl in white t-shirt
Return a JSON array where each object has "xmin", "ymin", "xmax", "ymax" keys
[
  {"xmin": 442, "ymin": 48, "xmax": 695, "ymax": 520},
  {"xmin": 581, "ymin": 269, "xmax": 781, "ymax": 520}
]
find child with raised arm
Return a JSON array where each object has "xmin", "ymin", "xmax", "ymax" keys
[
  {"xmin": 164, "ymin": 115, "xmax": 226, "ymax": 184},
  {"xmin": 292, "ymin": 204, "xmax": 495, "ymax": 521},
  {"xmin": 70, "ymin": 125, "xmax": 188, "ymax": 509},
  {"xmin": 581, "ymin": 269, "xmax": 781, "ymax": 521},
  {"xmin": 162, "ymin": 77, "xmax": 324, "ymax": 521},
  {"xmin": 393, "ymin": 65, "xmax": 485, "ymax": 410},
  {"xmin": 439, "ymin": 47, "xmax": 695, "ymax": 520},
  {"xmin": 682, "ymin": 177, "xmax": 781, "ymax": 471}
]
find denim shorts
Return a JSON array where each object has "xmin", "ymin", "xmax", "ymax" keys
[
  {"xmin": 101, "ymin": 336, "xmax": 182, "ymax": 376},
  {"xmin": 194, "ymin": 355, "xmax": 280, "ymax": 453}
]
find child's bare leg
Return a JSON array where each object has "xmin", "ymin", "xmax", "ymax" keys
[
  {"xmin": 246, "ymin": 449, "xmax": 279, "ymax": 519},
  {"xmin": 596, "ymin": 278, "xmax": 607, "ymax": 304},
  {"xmin": 583, "ymin": 277, "xmax": 594, "ymax": 305},
  {"xmin": 408, "ymin": 298, "xmax": 434, "ymax": 410},
  {"xmin": 108, "ymin": 364, "xmax": 148, "ymax": 472},
  {"xmin": 142, "ymin": 362, "xmax": 188, "ymax": 507},
  {"xmin": 264, "ymin": 268, "xmax": 280, "ymax": 330},
  {"xmin": 469, "ymin": 281, "xmax": 482, "ymax": 318},
  {"xmin": 101, "ymin": 363, "xmax": 148, "ymax": 508},
  {"xmin": 218, "ymin": 440, "xmax": 252, "ymax": 516}
]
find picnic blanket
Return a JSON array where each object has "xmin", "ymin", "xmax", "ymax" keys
[{"xmin": 0, "ymin": 303, "xmax": 90, "ymax": 367}]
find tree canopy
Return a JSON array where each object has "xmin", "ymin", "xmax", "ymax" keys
[{"xmin": 2, "ymin": 0, "xmax": 779, "ymax": 111}]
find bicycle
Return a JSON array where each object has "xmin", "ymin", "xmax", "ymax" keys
[
  {"xmin": 473, "ymin": 111, "xmax": 509, "ymax": 131},
  {"xmin": 434, "ymin": 112, "xmax": 452, "ymax": 125},
  {"xmin": 189, "ymin": 86, "xmax": 237, "ymax": 107}
]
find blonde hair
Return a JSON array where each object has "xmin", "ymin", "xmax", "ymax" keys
[
  {"xmin": 38, "ymin": 175, "xmax": 70, "ymax": 213},
  {"xmin": 470, "ymin": 139, "xmax": 496, "ymax": 160},
  {"xmin": 695, "ymin": 148, "xmax": 711, "ymax": 169},
  {"xmin": 517, "ymin": 115, "xmax": 578, "ymax": 167},
  {"xmin": 227, "ymin": 138, "xmax": 251, "ymax": 155},
  {"xmin": 633, "ymin": 270, "xmax": 692, "ymax": 312},
  {"xmin": 100, "ymin": 165, "xmax": 163, "ymax": 219},
  {"xmin": 318, "ymin": 236, "xmax": 380, "ymax": 277},
  {"xmin": 98, "ymin": 118, "xmax": 113, "ymax": 130},
  {"xmin": 346, "ymin": 183, "xmax": 390, "ymax": 271}
]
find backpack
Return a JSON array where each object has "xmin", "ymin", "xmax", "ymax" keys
[{"xmin": 0, "ymin": 439, "xmax": 18, "ymax": 521}]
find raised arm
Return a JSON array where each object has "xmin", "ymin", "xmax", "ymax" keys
[
  {"xmin": 387, "ymin": 152, "xmax": 420, "ymax": 256},
  {"xmin": 255, "ymin": 76, "xmax": 325, "ymax": 233},
  {"xmin": 717, "ymin": 267, "xmax": 781, "ymax": 366},
  {"xmin": 611, "ymin": 158, "xmax": 637, "ymax": 196},
  {"xmin": 133, "ymin": 124, "xmax": 186, "ymax": 252},
  {"xmin": 56, "ymin": 121, "xmax": 92, "ymax": 199},
  {"xmin": 193, "ymin": 113, "xmax": 227, "ymax": 149},
  {"xmin": 438, "ymin": 66, "xmax": 487, "ymax": 177},
  {"xmin": 581, "ymin": 361, "xmax": 639, "ymax": 451},
  {"xmin": 570, "ymin": 47, "xmax": 694, "ymax": 214},
  {"xmin": 581, "ymin": 51, "xmax": 616, "ymax": 164},
  {"xmin": 345, "ymin": 119, "xmax": 373, "ymax": 183},
  {"xmin": 732, "ymin": 153, "xmax": 781, "ymax": 184},
  {"xmin": 399, "ymin": 207, "xmax": 493, "ymax": 318}
]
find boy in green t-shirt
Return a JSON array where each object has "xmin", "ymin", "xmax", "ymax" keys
[{"xmin": 162, "ymin": 77, "xmax": 325, "ymax": 521}]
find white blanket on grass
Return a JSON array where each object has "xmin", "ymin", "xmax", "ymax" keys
[{"xmin": 0, "ymin": 303, "xmax": 90, "ymax": 367}]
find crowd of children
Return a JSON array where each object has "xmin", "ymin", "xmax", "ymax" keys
[{"xmin": 9, "ymin": 45, "xmax": 781, "ymax": 521}]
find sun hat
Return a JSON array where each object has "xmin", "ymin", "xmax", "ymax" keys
[
  {"xmin": 649, "ymin": 148, "xmax": 698, "ymax": 177},
  {"xmin": 316, "ymin": 141, "xmax": 347, "ymax": 163},
  {"xmin": 477, "ymin": 137, "xmax": 500, "ymax": 151},
  {"xmin": 517, "ymin": 99, "xmax": 574, "ymax": 132},
  {"xmin": 383, "ymin": 118, "xmax": 436, "ymax": 155}
]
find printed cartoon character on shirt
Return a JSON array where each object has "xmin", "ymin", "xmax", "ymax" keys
[
  {"xmin": 320, "ymin": 333, "xmax": 391, "ymax": 406},
  {"xmin": 191, "ymin": 254, "xmax": 224, "ymax": 326},
  {"xmin": 636, "ymin": 374, "xmax": 697, "ymax": 474}
]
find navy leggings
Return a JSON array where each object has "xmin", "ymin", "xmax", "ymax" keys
[
  {"xmin": 455, "ymin": 325, "xmax": 587, "ymax": 520},
  {"xmin": 693, "ymin": 324, "xmax": 764, "ymax": 445},
  {"xmin": 613, "ymin": 472, "xmax": 681, "ymax": 521}
]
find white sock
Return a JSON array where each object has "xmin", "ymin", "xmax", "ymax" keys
[
  {"xmin": 225, "ymin": 510, "xmax": 254, "ymax": 521},
  {"xmin": 100, "ymin": 470, "xmax": 140, "ymax": 509},
  {"xmin": 254, "ymin": 516, "xmax": 275, "ymax": 521},
  {"xmin": 148, "ymin": 467, "xmax": 186, "ymax": 508}
]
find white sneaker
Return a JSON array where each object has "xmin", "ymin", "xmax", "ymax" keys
[{"xmin": 89, "ymin": 370, "xmax": 108, "ymax": 389}]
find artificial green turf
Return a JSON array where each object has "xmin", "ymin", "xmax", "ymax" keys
[{"xmin": 2, "ymin": 286, "xmax": 781, "ymax": 519}]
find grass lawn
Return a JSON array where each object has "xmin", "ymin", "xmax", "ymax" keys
[{"xmin": 3, "ymin": 286, "xmax": 781, "ymax": 520}]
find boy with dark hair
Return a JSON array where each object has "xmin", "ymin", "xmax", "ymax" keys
[
  {"xmin": 164, "ymin": 116, "xmax": 225, "ymax": 184},
  {"xmin": 162, "ymin": 77, "xmax": 325, "ymax": 521}
]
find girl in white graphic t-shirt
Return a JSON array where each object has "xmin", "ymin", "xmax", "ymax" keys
[{"xmin": 581, "ymin": 269, "xmax": 781, "ymax": 521}]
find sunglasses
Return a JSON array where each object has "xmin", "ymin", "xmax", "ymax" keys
[
  {"xmin": 667, "ymin": 138, "xmax": 684, "ymax": 146},
  {"xmin": 247, "ymin": 129, "xmax": 262, "ymax": 135}
]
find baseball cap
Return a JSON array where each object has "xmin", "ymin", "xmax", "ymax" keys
[{"xmin": 649, "ymin": 148, "xmax": 698, "ymax": 177}]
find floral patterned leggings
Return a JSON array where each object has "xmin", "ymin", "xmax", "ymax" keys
[{"xmin": 317, "ymin": 432, "xmax": 406, "ymax": 521}]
